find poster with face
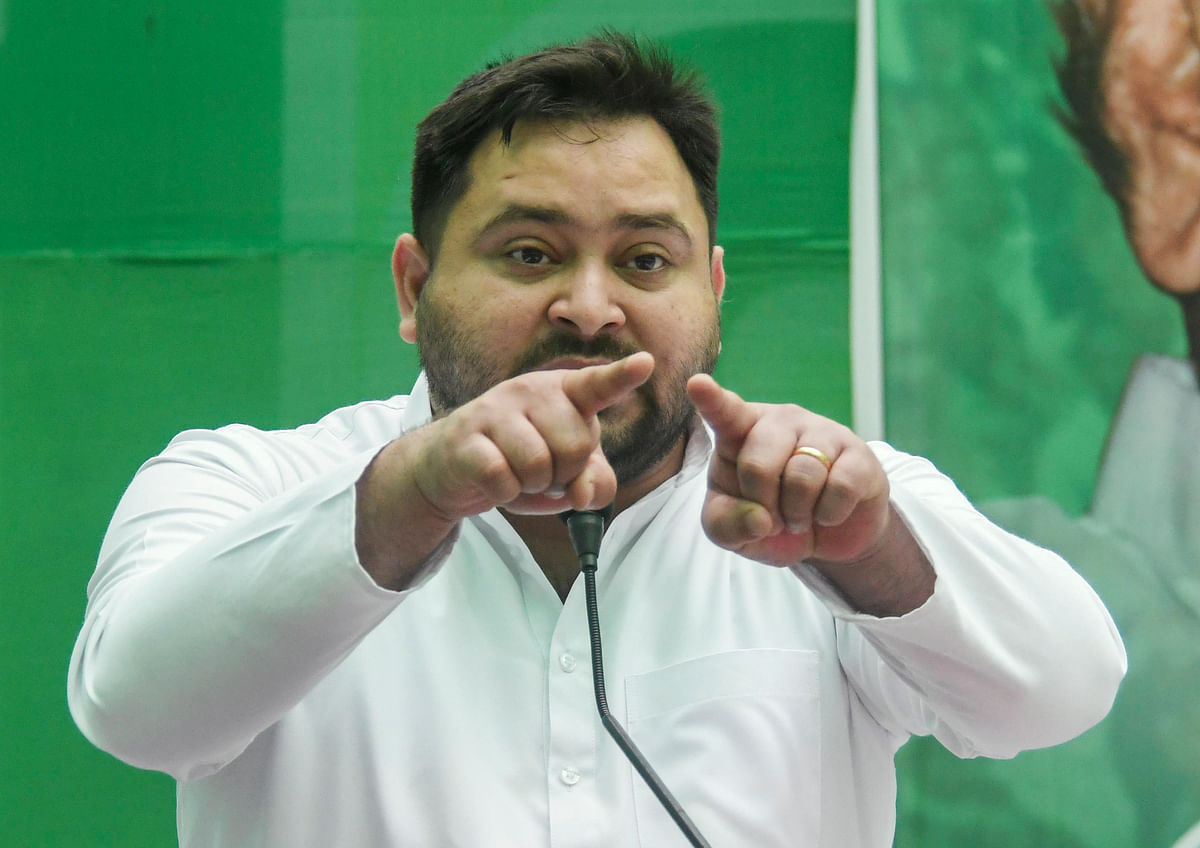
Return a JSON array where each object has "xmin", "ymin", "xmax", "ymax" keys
[{"xmin": 875, "ymin": 2, "xmax": 1200, "ymax": 846}]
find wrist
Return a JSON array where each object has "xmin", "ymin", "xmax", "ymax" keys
[
  {"xmin": 354, "ymin": 431, "xmax": 460, "ymax": 591},
  {"xmin": 809, "ymin": 503, "xmax": 935, "ymax": 617}
]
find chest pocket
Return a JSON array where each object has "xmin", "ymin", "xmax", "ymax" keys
[{"xmin": 625, "ymin": 649, "xmax": 822, "ymax": 847}]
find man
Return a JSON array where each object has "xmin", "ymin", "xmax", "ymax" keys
[
  {"xmin": 68, "ymin": 32, "xmax": 1124, "ymax": 847},
  {"xmin": 895, "ymin": 2, "xmax": 1200, "ymax": 846},
  {"xmin": 1061, "ymin": 1, "xmax": 1200, "ymax": 839}
]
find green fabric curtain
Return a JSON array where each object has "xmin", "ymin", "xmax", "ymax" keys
[{"xmin": 0, "ymin": 2, "xmax": 854, "ymax": 844}]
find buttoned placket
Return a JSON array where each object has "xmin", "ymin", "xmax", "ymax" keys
[
  {"xmin": 486, "ymin": 420, "xmax": 712, "ymax": 847},
  {"xmin": 544, "ymin": 568, "xmax": 605, "ymax": 847},
  {"xmin": 486, "ymin": 507, "xmax": 608, "ymax": 847}
]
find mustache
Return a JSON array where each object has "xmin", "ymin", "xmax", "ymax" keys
[{"xmin": 508, "ymin": 333, "xmax": 644, "ymax": 378}]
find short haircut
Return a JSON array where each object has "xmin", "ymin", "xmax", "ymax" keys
[
  {"xmin": 410, "ymin": 30, "xmax": 720, "ymax": 260},
  {"xmin": 1051, "ymin": 0, "xmax": 1130, "ymax": 210}
]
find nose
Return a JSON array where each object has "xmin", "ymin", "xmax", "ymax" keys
[{"xmin": 546, "ymin": 262, "xmax": 626, "ymax": 339}]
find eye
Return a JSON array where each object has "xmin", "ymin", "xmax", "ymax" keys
[
  {"xmin": 506, "ymin": 246, "xmax": 552, "ymax": 266},
  {"xmin": 623, "ymin": 253, "xmax": 668, "ymax": 272}
]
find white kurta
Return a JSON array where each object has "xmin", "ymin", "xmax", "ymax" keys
[{"xmin": 68, "ymin": 374, "xmax": 1125, "ymax": 847}]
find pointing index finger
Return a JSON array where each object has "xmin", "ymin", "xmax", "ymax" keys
[
  {"xmin": 561, "ymin": 352, "xmax": 654, "ymax": 417},
  {"xmin": 686, "ymin": 373, "xmax": 758, "ymax": 450}
]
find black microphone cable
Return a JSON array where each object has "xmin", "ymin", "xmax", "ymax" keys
[{"xmin": 561, "ymin": 508, "xmax": 712, "ymax": 848}]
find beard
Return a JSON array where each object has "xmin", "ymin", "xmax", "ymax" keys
[{"xmin": 416, "ymin": 288, "xmax": 720, "ymax": 485}]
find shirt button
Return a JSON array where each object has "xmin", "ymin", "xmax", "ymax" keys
[
  {"xmin": 559, "ymin": 652, "xmax": 577, "ymax": 673},
  {"xmin": 560, "ymin": 767, "xmax": 581, "ymax": 786}
]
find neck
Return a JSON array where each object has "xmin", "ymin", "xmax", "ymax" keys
[{"xmin": 503, "ymin": 437, "xmax": 688, "ymax": 601}]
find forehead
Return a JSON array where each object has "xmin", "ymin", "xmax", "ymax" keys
[{"xmin": 446, "ymin": 116, "xmax": 705, "ymax": 237}]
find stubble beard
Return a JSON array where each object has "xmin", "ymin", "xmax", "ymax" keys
[{"xmin": 416, "ymin": 289, "xmax": 720, "ymax": 485}]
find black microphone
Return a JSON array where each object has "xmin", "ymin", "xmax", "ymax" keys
[
  {"xmin": 561, "ymin": 505, "xmax": 613, "ymax": 570},
  {"xmin": 560, "ymin": 508, "xmax": 712, "ymax": 848}
]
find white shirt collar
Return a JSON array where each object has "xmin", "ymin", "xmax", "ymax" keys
[{"xmin": 1092, "ymin": 354, "xmax": 1200, "ymax": 606}]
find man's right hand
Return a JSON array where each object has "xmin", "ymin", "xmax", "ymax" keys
[{"xmin": 354, "ymin": 352, "xmax": 654, "ymax": 589}]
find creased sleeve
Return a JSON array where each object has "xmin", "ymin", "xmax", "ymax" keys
[
  {"xmin": 792, "ymin": 443, "xmax": 1127, "ymax": 759},
  {"xmin": 67, "ymin": 418, "xmax": 452, "ymax": 781}
]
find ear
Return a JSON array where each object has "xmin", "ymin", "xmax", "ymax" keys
[
  {"xmin": 393, "ymin": 234, "xmax": 430, "ymax": 344},
  {"xmin": 710, "ymin": 244, "xmax": 726, "ymax": 302}
]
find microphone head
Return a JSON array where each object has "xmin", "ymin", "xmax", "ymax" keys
[
  {"xmin": 559, "ymin": 505, "xmax": 615, "ymax": 565},
  {"xmin": 558, "ymin": 504, "xmax": 615, "ymax": 528}
]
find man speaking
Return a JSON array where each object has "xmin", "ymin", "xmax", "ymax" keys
[{"xmin": 68, "ymin": 32, "xmax": 1124, "ymax": 847}]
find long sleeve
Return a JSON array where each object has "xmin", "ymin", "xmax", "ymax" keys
[
  {"xmin": 67, "ymin": 402, "xmax": 427, "ymax": 780},
  {"xmin": 795, "ymin": 443, "xmax": 1127, "ymax": 760}
]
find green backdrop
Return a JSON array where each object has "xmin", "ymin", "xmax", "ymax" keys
[{"xmin": 0, "ymin": 2, "xmax": 854, "ymax": 844}]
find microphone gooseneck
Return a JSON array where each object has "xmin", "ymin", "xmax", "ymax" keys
[{"xmin": 560, "ymin": 508, "xmax": 712, "ymax": 848}]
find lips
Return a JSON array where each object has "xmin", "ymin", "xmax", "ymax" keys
[
  {"xmin": 509, "ymin": 332, "xmax": 641, "ymax": 379},
  {"xmin": 532, "ymin": 357, "xmax": 613, "ymax": 372}
]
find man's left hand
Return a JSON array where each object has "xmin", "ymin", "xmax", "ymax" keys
[{"xmin": 685, "ymin": 373, "xmax": 892, "ymax": 567}]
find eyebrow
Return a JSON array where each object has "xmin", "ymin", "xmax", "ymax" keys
[
  {"xmin": 614, "ymin": 213, "xmax": 694, "ymax": 247},
  {"xmin": 474, "ymin": 204, "xmax": 695, "ymax": 248},
  {"xmin": 475, "ymin": 205, "xmax": 572, "ymax": 240}
]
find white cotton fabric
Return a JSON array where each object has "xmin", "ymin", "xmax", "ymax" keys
[{"xmin": 68, "ymin": 374, "xmax": 1126, "ymax": 848}]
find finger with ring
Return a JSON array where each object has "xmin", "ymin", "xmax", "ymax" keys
[{"xmin": 792, "ymin": 445, "xmax": 833, "ymax": 471}]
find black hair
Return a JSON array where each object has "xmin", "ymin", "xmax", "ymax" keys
[
  {"xmin": 410, "ymin": 30, "xmax": 720, "ymax": 259},
  {"xmin": 1051, "ymin": 0, "xmax": 1130, "ymax": 209}
]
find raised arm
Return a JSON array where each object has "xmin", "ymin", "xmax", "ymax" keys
[
  {"xmin": 69, "ymin": 355, "xmax": 651, "ymax": 779},
  {"xmin": 685, "ymin": 373, "xmax": 1125, "ymax": 755}
]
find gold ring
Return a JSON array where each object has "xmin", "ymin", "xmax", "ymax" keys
[{"xmin": 792, "ymin": 445, "xmax": 832, "ymax": 471}]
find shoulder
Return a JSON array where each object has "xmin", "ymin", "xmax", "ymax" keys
[
  {"xmin": 146, "ymin": 396, "xmax": 411, "ymax": 486},
  {"xmin": 866, "ymin": 441, "xmax": 969, "ymax": 504}
]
